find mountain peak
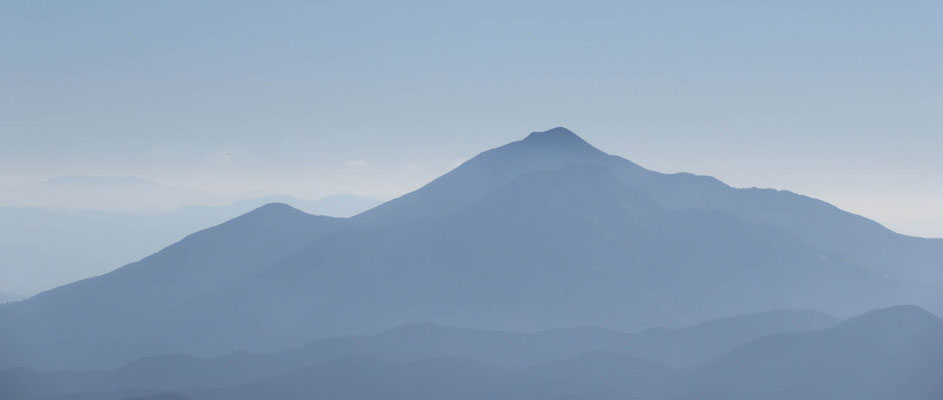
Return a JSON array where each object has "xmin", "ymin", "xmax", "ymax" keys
[
  {"xmin": 516, "ymin": 127, "xmax": 604, "ymax": 157},
  {"xmin": 220, "ymin": 202, "xmax": 316, "ymax": 228},
  {"xmin": 523, "ymin": 126, "xmax": 586, "ymax": 144},
  {"xmin": 242, "ymin": 202, "xmax": 308, "ymax": 219}
]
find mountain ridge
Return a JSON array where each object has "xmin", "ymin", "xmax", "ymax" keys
[
  {"xmin": 7, "ymin": 306, "xmax": 936, "ymax": 400},
  {"xmin": 1, "ymin": 127, "xmax": 940, "ymax": 370},
  {"xmin": 0, "ymin": 307, "xmax": 838, "ymax": 399}
]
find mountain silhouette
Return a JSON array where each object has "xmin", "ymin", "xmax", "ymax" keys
[
  {"xmin": 184, "ymin": 354, "xmax": 671, "ymax": 400},
  {"xmin": 0, "ymin": 204, "xmax": 346, "ymax": 368},
  {"xmin": 17, "ymin": 307, "xmax": 940, "ymax": 400},
  {"xmin": 354, "ymin": 127, "xmax": 609, "ymax": 225},
  {"xmin": 1, "ymin": 127, "xmax": 940, "ymax": 370},
  {"xmin": 0, "ymin": 193, "xmax": 381, "ymax": 295},
  {"xmin": 0, "ymin": 308, "xmax": 834, "ymax": 400},
  {"xmin": 676, "ymin": 305, "xmax": 943, "ymax": 400}
]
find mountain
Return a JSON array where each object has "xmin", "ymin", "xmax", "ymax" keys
[
  {"xmin": 354, "ymin": 128, "xmax": 609, "ymax": 226},
  {"xmin": 5, "ymin": 354, "xmax": 672, "ymax": 400},
  {"xmin": 0, "ymin": 309, "xmax": 835, "ymax": 400},
  {"xmin": 270, "ymin": 307, "xmax": 834, "ymax": 370},
  {"xmin": 219, "ymin": 194, "xmax": 382, "ymax": 218},
  {"xmin": 1, "ymin": 127, "xmax": 940, "ymax": 370},
  {"xmin": 0, "ymin": 204, "xmax": 346, "ymax": 368},
  {"xmin": 187, "ymin": 354, "xmax": 671, "ymax": 400},
  {"xmin": 359, "ymin": 128, "xmax": 943, "ymax": 305},
  {"xmin": 0, "ymin": 194, "xmax": 381, "ymax": 295},
  {"xmin": 675, "ymin": 305, "xmax": 943, "ymax": 400},
  {"xmin": 25, "ymin": 307, "xmax": 942, "ymax": 400}
]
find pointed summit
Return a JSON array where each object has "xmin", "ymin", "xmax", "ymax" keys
[
  {"xmin": 524, "ymin": 126, "xmax": 579, "ymax": 139},
  {"xmin": 520, "ymin": 127, "xmax": 600, "ymax": 153},
  {"xmin": 353, "ymin": 127, "xmax": 610, "ymax": 226}
]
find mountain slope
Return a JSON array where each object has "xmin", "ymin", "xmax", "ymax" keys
[
  {"xmin": 353, "ymin": 127, "xmax": 614, "ymax": 226},
  {"xmin": 361, "ymin": 128, "xmax": 942, "ymax": 303},
  {"xmin": 0, "ymin": 204, "xmax": 346, "ymax": 369},
  {"xmin": 676, "ymin": 305, "xmax": 943, "ymax": 400},
  {"xmin": 185, "ymin": 354, "xmax": 671, "ymax": 400},
  {"xmin": 247, "ymin": 163, "xmax": 890, "ymax": 336},
  {"xmin": 0, "ymin": 194, "xmax": 381, "ymax": 295}
]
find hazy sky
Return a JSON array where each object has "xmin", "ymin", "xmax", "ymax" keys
[{"xmin": 1, "ymin": 1, "xmax": 941, "ymax": 237}]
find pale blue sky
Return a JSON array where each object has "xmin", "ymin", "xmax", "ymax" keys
[{"xmin": 1, "ymin": 1, "xmax": 941, "ymax": 236}]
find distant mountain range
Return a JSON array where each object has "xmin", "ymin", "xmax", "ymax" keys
[
  {"xmin": 2, "ymin": 176, "xmax": 380, "ymax": 216},
  {"xmin": 0, "ymin": 292, "xmax": 23, "ymax": 304},
  {"xmin": 675, "ymin": 305, "xmax": 943, "ymax": 400},
  {"xmin": 0, "ymin": 308, "xmax": 833, "ymax": 399},
  {"xmin": 1, "ymin": 127, "xmax": 941, "ymax": 371},
  {"xmin": 2, "ymin": 175, "xmax": 216, "ymax": 212},
  {"xmin": 2, "ymin": 306, "xmax": 939, "ymax": 400},
  {"xmin": 0, "ymin": 194, "xmax": 382, "ymax": 295}
]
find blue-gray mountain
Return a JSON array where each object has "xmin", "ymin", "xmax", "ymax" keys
[
  {"xmin": 4, "ymin": 306, "xmax": 941, "ymax": 400},
  {"xmin": 0, "ymin": 193, "xmax": 382, "ymax": 295},
  {"xmin": 158, "ymin": 307, "xmax": 943, "ymax": 400},
  {"xmin": 0, "ymin": 308, "xmax": 835, "ymax": 400},
  {"xmin": 673, "ymin": 305, "xmax": 943, "ymax": 400},
  {"xmin": 1, "ymin": 128, "xmax": 941, "ymax": 370}
]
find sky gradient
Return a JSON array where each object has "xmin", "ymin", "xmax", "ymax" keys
[{"xmin": 1, "ymin": 1, "xmax": 941, "ymax": 237}]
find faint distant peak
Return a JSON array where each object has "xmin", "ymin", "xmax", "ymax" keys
[
  {"xmin": 38, "ymin": 175, "xmax": 158, "ymax": 187},
  {"xmin": 211, "ymin": 202, "xmax": 323, "ymax": 231},
  {"xmin": 248, "ymin": 202, "xmax": 305, "ymax": 216},
  {"xmin": 235, "ymin": 193, "xmax": 383, "ymax": 218},
  {"xmin": 223, "ymin": 202, "xmax": 312, "ymax": 225}
]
